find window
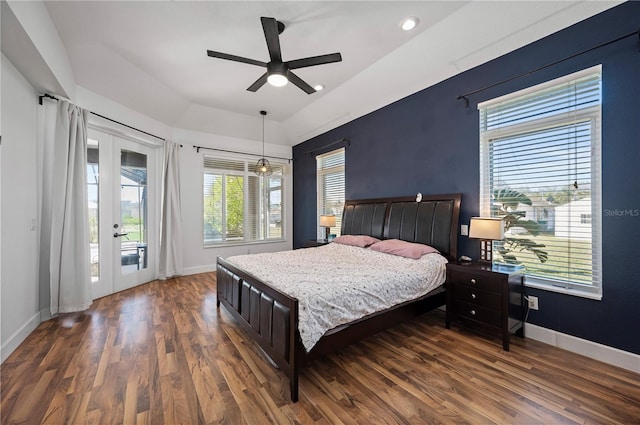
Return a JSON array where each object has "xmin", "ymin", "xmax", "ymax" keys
[
  {"xmin": 203, "ymin": 157, "xmax": 284, "ymax": 245},
  {"xmin": 478, "ymin": 65, "xmax": 602, "ymax": 298},
  {"xmin": 317, "ymin": 148, "xmax": 345, "ymax": 239}
]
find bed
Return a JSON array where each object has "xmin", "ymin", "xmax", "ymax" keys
[{"xmin": 216, "ymin": 193, "xmax": 462, "ymax": 402}]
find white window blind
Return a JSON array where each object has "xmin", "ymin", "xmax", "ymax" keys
[
  {"xmin": 316, "ymin": 148, "xmax": 345, "ymax": 239},
  {"xmin": 203, "ymin": 157, "xmax": 284, "ymax": 245},
  {"xmin": 479, "ymin": 65, "xmax": 602, "ymax": 298}
]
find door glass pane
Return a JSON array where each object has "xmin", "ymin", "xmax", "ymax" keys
[
  {"xmin": 120, "ymin": 149, "xmax": 147, "ymax": 274},
  {"xmin": 87, "ymin": 139, "xmax": 100, "ymax": 282}
]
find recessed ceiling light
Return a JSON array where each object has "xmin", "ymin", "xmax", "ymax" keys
[
  {"xmin": 314, "ymin": 84, "xmax": 324, "ymax": 91},
  {"xmin": 400, "ymin": 17, "xmax": 419, "ymax": 31}
]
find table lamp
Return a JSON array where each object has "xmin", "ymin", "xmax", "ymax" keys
[
  {"xmin": 319, "ymin": 215, "xmax": 336, "ymax": 242},
  {"xmin": 469, "ymin": 217, "xmax": 505, "ymax": 263}
]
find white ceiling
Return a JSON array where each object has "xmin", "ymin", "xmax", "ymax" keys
[{"xmin": 36, "ymin": 1, "xmax": 621, "ymax": 145}]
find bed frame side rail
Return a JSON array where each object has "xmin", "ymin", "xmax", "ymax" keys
[{"xmin": 216, "ymin": 257, "xmax": 300, "ymax": 401}]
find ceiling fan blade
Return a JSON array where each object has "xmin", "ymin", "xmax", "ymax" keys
[
  {"xmin": 286, "ymin": 53, "xmax": 342, "ymax": 70},
  {"xmin": 247, "ymin": 73, "xmax": 268, "ymax": 92},
  {"xmin": 261, "ymin": 17, "xmax": 282, "ymax": 63},
  {"xmin": 287, "ymin": 71, "xmax": 316, "ymax": 94},
  {"xmin": 207, "ymin": 50, "xmax": 266, "ymax": 68}
]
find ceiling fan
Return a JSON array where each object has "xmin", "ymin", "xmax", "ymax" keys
[{"xmin": 207, "ymin": 17, "xmax": 342, "ymax": 94}]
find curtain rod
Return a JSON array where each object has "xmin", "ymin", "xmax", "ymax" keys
[
  {"xmin": 38, "ymin": 93, "xmax": 168, "ymax": 142},
  {"xmin": 193, "ymin": 145, "xmax": 292, "ymax": 163},
  {"xmin": 457, "ymin": 28, "xmax": 640, "ymax": 107},
  {"xmin": 304, "ymin": 137, "xmax": 350, "ymax": 155}
]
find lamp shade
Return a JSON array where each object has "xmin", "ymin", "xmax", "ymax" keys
[
  {"xmin": 319, "ymin": 215, "xmax": 336, "ymax": 227},
  {"xmin": 469, "ymin": 217, "xmax": 504, "ymax": 240}
]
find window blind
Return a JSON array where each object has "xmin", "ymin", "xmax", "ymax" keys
[
  {"xmin": 316, "ymin": 148, "xmax": 345, "ymax": 239},
  {"xmin": 479, "ymin": 65, "xmax": 601, "ymax": 297},
  {"xmin": 203, "ymin": 157, "xmax": 284, "ymax": 245}
]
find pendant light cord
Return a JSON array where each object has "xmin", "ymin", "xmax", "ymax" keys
[
  {"xmin": 255, "ymin": 110, "xmax": 273, "ymax": 176},
  {"xmin": 261, "ymin": 110, "xmax": 266, "ymax": 158}
]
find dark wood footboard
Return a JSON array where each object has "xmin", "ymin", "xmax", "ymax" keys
[{"xmin": 216, "ymin": 257, "xmax": 301, "ymax": 401}]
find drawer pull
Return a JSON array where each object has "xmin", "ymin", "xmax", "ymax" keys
[
  {"xmin": 470, "ymin": 278, "xmax": 477, "ymax": 285},
  {"xmin": 471, "ymin": 293, "xmax": 477, "ymax": 299},
  {"xmin": 470, "ymin": 309, "xmax": 476, "ymax": 316}
]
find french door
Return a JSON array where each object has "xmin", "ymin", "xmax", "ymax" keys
[{"xmin": 88, "ymin": 128, "xmax": 160, "ymax": 298}]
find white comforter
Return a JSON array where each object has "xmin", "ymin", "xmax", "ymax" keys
[{"xmin": 226, "ymin": 243, "xmax": 447, "ymax": 352}]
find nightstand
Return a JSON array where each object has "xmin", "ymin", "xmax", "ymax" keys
[
  {"xmin": 304, "ymin": 239, "xmax": 330, "ymax": 248},
  {"xmin": 445, "ymin": 261, "xmax": 525, "ymax": 351}
]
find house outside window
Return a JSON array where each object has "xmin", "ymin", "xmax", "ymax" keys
[
  {"xmin": 478, "ymin": 65, "xmax": 602, "ymax": 299},
  {"xmin": 203, "ymin": 156, "xmax": 285, "ymax": 245},
  {"xmin": 316, "ymin": 148, "xmax": 345, "ymax": 239}
]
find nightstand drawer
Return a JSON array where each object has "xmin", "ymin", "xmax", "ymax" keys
[
  {"xmin": 450, "ymin": 284, "xmax": 501, "ymax": 310},
  {"xmin": 450, "ymin": 300, "xmax": 502, "ymax": 327},
  {"xmin": 448, "ymin": 269, "xmax": 500, "ymax": 293}
]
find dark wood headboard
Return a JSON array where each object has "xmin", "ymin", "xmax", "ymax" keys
[{"xmin": 341, "ymin": 193, "xmax": 462, "ymax": 260}]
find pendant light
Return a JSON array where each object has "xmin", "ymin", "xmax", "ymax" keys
[{"xmin": 255, "ymin": 110, "xmax": 273, "ymax": 176}]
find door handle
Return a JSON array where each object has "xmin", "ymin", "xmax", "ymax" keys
[{"xmin": 113, "ymin": 232, "xmax": 129, "ymax": 238}]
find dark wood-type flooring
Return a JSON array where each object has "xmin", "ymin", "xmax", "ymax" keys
[{"xmin": 2, "ymin": 272, "xmax": 640, "ymax": 424}]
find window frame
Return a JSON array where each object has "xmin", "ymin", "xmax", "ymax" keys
[
  {"xmin": 316, "ymin": 147, "xmax": 345, "ymax": 240},
  {"xmin": 203, "ymin": 155, "xmax": 286, "ymax": 246},
  {"xmin": 478, "ymin": 65, "xmax": 602, "ymax": 300}
]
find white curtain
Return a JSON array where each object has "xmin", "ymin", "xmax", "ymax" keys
[
  {"xmin": 39, "ymin": 99, "xmax": 92, "ymax": 315},
  {"xmin": 37, "ymin": 98, "xmax": 57, "ymax": 317},
  {"xmin": 159, "ymin": 140, "xmax": 184, "ymax": 279}
]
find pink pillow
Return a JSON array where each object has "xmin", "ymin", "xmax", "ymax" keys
[
  {"xmin": 333, "ymin": 235, "xmax": 381, "ymax": 248},
  {"xmin": 369, "ymin": 239, "xmax": 439, "ymax": 259}
]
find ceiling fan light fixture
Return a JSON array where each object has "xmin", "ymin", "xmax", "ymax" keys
[
  {"xmin": 400, "ymin": 16, "xmax": 419, "ymax": 31},
  {"xmin": 267, "ymin": 73, "xmax": 289, "ymax": 87},
  {"xmin": 314, "ymin": 84, "xmax": 325, "ymax": 91},
  {"xmin": 267, "ymin": 61, "xmax": 289, "ymax": 87}
]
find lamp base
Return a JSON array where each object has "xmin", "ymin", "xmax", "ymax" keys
[
  {"xmin": 324, "ymin": 226, "xmax": 331, "ymax": 242},
  {"xmin": 479, "ymin": 239, "xmax": 493, "ymax": 262}
]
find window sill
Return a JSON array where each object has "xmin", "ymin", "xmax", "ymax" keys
[
  {"xmin": 524, "ymin": 279, "xmax": 602, "ymax": 301},
  {"xmin": 204, "ymin": 239, "xmax": 286, "ymax": 249}
]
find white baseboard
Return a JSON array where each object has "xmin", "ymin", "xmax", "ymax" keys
[
  {"xmin": 40, "ymin": 308, "xmax": 54, "ymax": 322},
  {"xmin": 525, "ymin": 323, "xmax": 640, "ymax": 373},
  {"xmin": 1, "ymin": 312, "xmax": 40, "ymax": 363},
  {"xmin": 182, "ymin": 265, "xmax": 216, "ymax": 276}
]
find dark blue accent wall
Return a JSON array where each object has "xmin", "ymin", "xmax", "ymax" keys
[{"xmin": 293, "ymin": 2, "xmax": 640, "ymax": 355}]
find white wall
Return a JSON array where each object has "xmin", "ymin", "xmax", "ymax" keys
[
  {"xmin": 76, "ymin": 86, "xmax": 171, "ymax": 141},
  {"xmin": 1, "ymin": 54, "xmax": 40, "ymax": 362},
  {"xmin": 0, "ymin": 4, "xmax": 3, "ymax": 365},
  {"xmin": 1, "ymin": 1, "xmax": 75, "ymax": 98},
  {"xmin": 172, "ymin": 128, "xmax": 293, "ymax": 275}
]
